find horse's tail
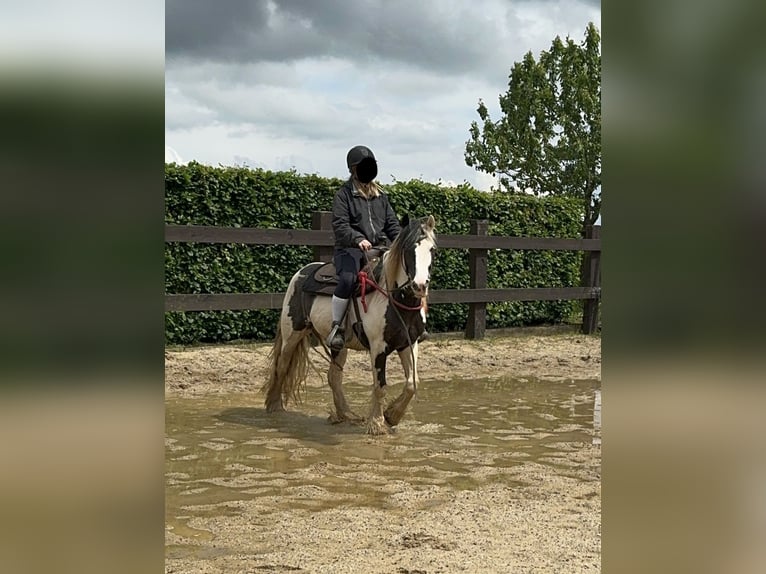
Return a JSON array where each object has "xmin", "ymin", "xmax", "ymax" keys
[{"xmin": 262, "ymin": 319, "xmax": 311, "ymax": 412}]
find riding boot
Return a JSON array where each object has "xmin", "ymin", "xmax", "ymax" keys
[
  {"xmin": 327, "ymin": 321, "xmax": 345, "ymax": 351},
  {"xmin": 418, "ymin": 329, "xmax": 430, "ymax": 343},
  {"xmin": 327, "ymin": 295, "xmax": 350, "ymax": 351}
]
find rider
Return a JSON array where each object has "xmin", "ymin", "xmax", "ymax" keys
[{"xmin": 327, "ymin": 145, "xmax": 401, "ymax": 351}]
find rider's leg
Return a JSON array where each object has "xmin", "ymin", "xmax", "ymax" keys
[{"xmin": 327, "ymin": 252, "xmax": 358, "ymax": 351}]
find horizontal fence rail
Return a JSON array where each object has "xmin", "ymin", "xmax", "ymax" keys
[
  {"xmin": 165, "ymin": 213, "xmax": 601, "ymax": 337},
  {"xmin": 165, "ymin": 287, "xmax": 601, "ymax": 312},
  {"xmin": 164, "ymin": 225, "xmax": 601, "ymax": 251}
]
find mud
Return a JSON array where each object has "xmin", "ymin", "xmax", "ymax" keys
[{"xmin": 166, "ymin": 327, "xmax": 601, "ymax": 573}]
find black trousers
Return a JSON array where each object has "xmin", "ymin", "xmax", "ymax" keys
[{"xmin": 333, "ymin": 247, "xmax": 365, "ymax": 299}]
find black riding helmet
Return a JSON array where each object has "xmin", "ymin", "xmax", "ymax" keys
[{"xmin": 346, "ymin": 145, "xmax": 378, "ymax": 184}]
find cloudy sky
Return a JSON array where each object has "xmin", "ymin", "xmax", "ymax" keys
[{"xmin": 165, "ymin": 0, "xmax": 600, "ymax": 190}]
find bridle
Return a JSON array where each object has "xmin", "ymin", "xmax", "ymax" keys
[
  {"xmin": 358, "ymin": 233, "xmax": 433, "ymax": 313},
  {"xmin": 358, "ymin": 271, "xmax": 423, "ymax": 313}
]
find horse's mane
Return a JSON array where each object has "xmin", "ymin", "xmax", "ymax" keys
[{"xmin": 382, "ymin": 218, "xmax": 436, "ymax": 291}]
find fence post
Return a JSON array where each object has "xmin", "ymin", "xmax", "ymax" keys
[
  {"xmin": 311, "ymin": 211, "xmax": 334, "ymax": 262},
  {"xmin": 581, "ymin": 224, "xmax": 601, "ymax": 334},
  {"xmin": 465, "ymin": 219, "xmax": 489, "ymax": 339}
]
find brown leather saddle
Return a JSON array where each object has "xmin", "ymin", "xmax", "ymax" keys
[{"xmin": 302, "ymin": 248, "xmax": 386, "ymax": 296}]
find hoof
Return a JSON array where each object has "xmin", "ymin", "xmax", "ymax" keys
[
  {"xmin": 328, "ymin": 410, "xmax": 364, "ymax": 425},
  {"xmin": 265, "ymin": 401, "xmax": 285, "ymax": 413},
  {"xmin": 365, "ymin": 417, "xmax": 391, "ymax": 436},
  {"xmin": 384, "ymin": 406, "xmax": 408, "ymax": 427}
]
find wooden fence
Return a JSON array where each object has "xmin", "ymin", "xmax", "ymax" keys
[{"xmin": 165, "ymin": 211, "xmax": 601, "ymax": 338}]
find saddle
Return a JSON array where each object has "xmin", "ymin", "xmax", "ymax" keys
[{"xmin": 302, "ymin": 248, "xmax": 386, "ymax": 296}]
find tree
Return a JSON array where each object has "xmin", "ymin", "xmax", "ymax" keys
[{"xmin": 465, "ymin": 23, "xmax": 601, "ymax": 233}]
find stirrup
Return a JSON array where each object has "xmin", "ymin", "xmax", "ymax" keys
[{"xmin": 326, "ymin": 322, "xmax": 345, "ymax": 351}]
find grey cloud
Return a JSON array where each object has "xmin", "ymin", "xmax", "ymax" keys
[
  {"xmin": 166, "ymin": 0, "xmax": 513, "ymax": 79},
  {"xmin": 166, "ymin": 60, "xmax": 303, "ymax": 90},
  {"xmin": 166, "ymin": 61, "xmax": 480, "ymax": 146},
  {"xmin": 165, "ymin": 0, "xmax": 270, "ymax": 60},
  {"xmin": 167, "ymin": 78, "xmax": 357, "ymax": 142},
  {"xmin": 166, "ymin": 0, "xmax": 600, "ymax": 187}
]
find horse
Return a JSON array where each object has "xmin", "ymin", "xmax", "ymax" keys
[{"xmin": 262, "ymin": 215, "xmax": 437, "ymax": 435}]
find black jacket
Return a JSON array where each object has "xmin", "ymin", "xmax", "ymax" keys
[{"xmin": 331, "ymin": 180, "xmax": 401, "ymax": 248}]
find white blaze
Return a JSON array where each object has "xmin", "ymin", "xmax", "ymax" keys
[{"xmin": 412, "ymin": 239, "xmax": 433, "ymax": 287}]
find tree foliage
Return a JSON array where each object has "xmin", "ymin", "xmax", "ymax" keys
[{"xmin": 465, "ymin": 23, "xmax": 601, "ymax": 232}]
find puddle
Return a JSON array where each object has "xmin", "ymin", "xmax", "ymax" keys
[{"xmin": 166, "ymin": 376, "xmax": 600, "ymax": 556}]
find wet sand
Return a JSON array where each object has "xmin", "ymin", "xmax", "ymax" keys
[
  {"xmin": 165, "ymin": 326, "xmax": 601, "ymax": 398},
  {"xmin": 166, "ymin": 327, "xmax": 601, "ymax": 573}
]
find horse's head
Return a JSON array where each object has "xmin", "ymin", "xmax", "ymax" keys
[{"xmin": 386, "ymin": 215, "xmax": 437, "ymax": 298}]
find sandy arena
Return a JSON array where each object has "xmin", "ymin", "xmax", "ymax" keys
[{"xmin": 165, "ymin": 326, "xmax": 601, "ymax": 573}]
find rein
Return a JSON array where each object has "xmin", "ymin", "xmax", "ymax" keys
[{"xmin": 358, "ymin": 271, "xmax": 424, "ymax": 313}]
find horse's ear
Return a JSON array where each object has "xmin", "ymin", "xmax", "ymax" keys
[
  {"xmin": 401, "ymin": 214, "xmax": 410, "ymax": 227},
  {"xmin": 423, "ymin": 215, "xmax": 435, "ymax": 231}
]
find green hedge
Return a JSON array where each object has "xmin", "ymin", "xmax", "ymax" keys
[{"xmin": 165, "ymin": 162, "xmax": 584, "ymax": 344}]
